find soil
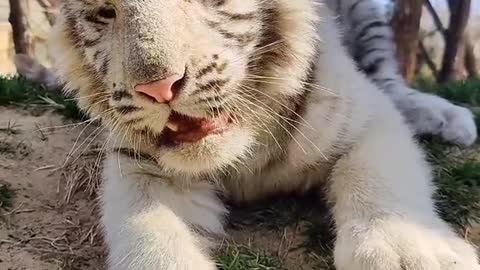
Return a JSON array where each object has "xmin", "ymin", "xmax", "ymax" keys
[
  {"xmin": 0, "ymin": 107, "xmax": 325, "ymax": 270},
  {"xmin": 0, "ymin": 107, "xmax": 478, "ymax": 270},
  {"xmin": 0, "ymin": 107, "xmax": 105, "ymax": 270}
]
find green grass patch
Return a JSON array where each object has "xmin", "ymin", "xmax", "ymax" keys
[
  {"xmin": 228, "ymin": 195, "xmax": 317, "ymax": 231},
  {"xmin": 415, "ymin": 77, "xmax": 480, "ymax": 106},
  {"xmin": 0, "ymin": 141, "xmax": 17, "ymax": 155},
  {"xmin": 0, "ymin": 183, "xmax": 14, "ymax": 209},
  {"xmin": 0, "ymin": 75, "xmax": 85, "ymax": 120},
  {"xmin": 1, "ymin": 69, "xmax": 479, "ymax": 269},
  {"xmin": 0, "ymin": 120, "xmax": 21, "ymax": 135},
  {"xmin": 424, "ymin": 139, "xmax": 480, "ymax": 231},
  {"xmin": 414, "ymin": 77, "xmax": 480, "ymax": 231},
  {"xmin": 0, "ymin": 140, "xmax": 32, "ymax": 159},
  {"xmin": 216, "ymin": 244, "xmax": 285, "ymax": 270},
  {"xmin": 310, "ymin": 252, "xmax": 335, "ymax": 270},
  {"xmin": 416, "ymin": 77, "xmax": 480, "ymax": 131},
  {"xmin": 434, "ymin": 161, "xmax": 480, "ymax": 229}
]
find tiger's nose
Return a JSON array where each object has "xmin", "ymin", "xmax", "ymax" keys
[{"xmin": 134, "ymin": 74, "xmax": 184, "ymax": 103}]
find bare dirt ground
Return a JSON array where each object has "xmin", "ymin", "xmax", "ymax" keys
[
  {"xmin": 0, "ymin": 107, "xmax": 105, "ymax": 270},
  {"xmin": 0, "ymin": 107, "xmax": 478, "ymax": 270},
  {"xmin": 0, "ymin": 107, "xmax": 319, "ymax": 270}
]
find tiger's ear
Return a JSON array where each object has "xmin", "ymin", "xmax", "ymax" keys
[{"xmin": 14, "ymin": 54, "xmax": 63, "ymax": 91}]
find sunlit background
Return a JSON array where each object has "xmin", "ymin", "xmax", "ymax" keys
[
  {"xmin": 0, "ymin": 0, "xmax": 479, "ymax": 75},
  {"xmin": 0, "ymin": 2, "xmax": 478, "ymax": 270},
  {"xmin": 0, "ymin": 0, "xmax": 51, "ymax": 74}
]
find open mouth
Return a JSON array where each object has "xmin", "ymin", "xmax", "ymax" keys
[{"xmin": 158, "ymin": 111, "xmax": 234, "ymax": 146}]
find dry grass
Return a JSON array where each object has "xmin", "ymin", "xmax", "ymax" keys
[{"xmin": 0, "ymin": 76, "xmax": 479, "ymax": 269}]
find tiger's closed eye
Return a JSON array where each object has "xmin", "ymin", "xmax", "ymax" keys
[{"xmin": 97, "ymin": 7, "xmax": 116, "ymax": 19}]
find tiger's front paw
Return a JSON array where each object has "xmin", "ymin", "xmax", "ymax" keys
[
  {"xmin": 400, "ymin": 90, "xmax": 477, "ymax": 146},
  {"xmin": 334, "ymin": 219, "xmax": 480, "ymax": 270}
]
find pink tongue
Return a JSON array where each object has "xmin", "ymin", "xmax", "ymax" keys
[
  {"xmin": 165, "ymin": 114, "xmax": 217, "ymax": 143},
  {"xmin": 164, "ymin": 112, "xmax": 231, "ymax": 143}
]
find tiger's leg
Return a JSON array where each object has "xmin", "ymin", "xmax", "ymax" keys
[
  {"xmin": 329, "ymin": 103, "xmax": 480, "ymax": 270},
  {"xmin": 102, "ymin": 153, "xmax": 225, "ymax": 270},
  {"xmin": 331, "ymin": 0, "xmax": 477, "ymax": 146}
]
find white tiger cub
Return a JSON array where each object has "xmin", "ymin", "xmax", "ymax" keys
[
  {"xmin": 49, "ymin": 0, "xmax": 479, "ymax": 270},
  {"xmin": 327, "ymin": 0, "xmax": 477, "ymax": 146},
  {"xmin": 16, "ymin": 0, "xmax": 477, "ymax": 146}
]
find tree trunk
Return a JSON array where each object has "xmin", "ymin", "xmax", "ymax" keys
[
  {"xmin": 8, "ymin": 0, "xmax": 31, "ymax": 55},
  {"xmin": 424, "ymin": 0, "xmax": 446, "ymax": 36},
  {"xmin": 419, "ymin": 40, "xmax": 438, "ymax": 78},
  {"xmin": 35, "ymin": 0, "xmax": 59, "ymax": 25},
  {"xmin": 454, "ymin": 35, "xmax": 468, "ymax": 80},
  {"xmin": 438, "ymin": 0, "xmax": 471, "ymax": 82},
  {"xmin": 390, "ymin": 0, "xmax": 423, "ymax": 84},
  {"xmin": 464, "ymin": 33, "xmax": 478, "ymax": 78}
]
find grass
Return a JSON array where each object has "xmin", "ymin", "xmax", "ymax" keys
[
  {"xmin": 0, "ymin": 140, "xmax": 17, "ymax": 155},
  {"xmin": 416, "ymin": 77, "xmax": 480, "ymax": 106},
  {"xmin": 0, "ymin": 120, "xmax": 21, "ymax": 135},
  {"xmin": 0, "ymin": 75, "xmax": 85, "ymax": 120},
  {"xmin": 415, "ymin": 77, "xmax": 480, "ymax": 232},
  {"xmin": 216, "ymin": 243, "xmax": 286, "ymax": 270},
  {"xmin": 222, "ymin": 78, "xmax": 480, "ymax": 269},
  {"xmin": 424, "ymin": 138, "xmax": 480, "ymax": 232},
  {"xmin": 434, "ymin": 161, "xmax": 480, "ymax": 229},
  {"xmin": 0, "ymin": 183, "xmax": 14, "ymax": 209},
  {"xmin": 416, "ymin": 77, "xmax": 480, "ymax": 130},
  {"xmin": 0, "ymin": 140, "xmax": 32, "ymax": 159},
  {"xmin": 0, "ymin": 75, "xmax": 479, "ymax": 268},
  {"xmin": 227, "ymin": 194, "xmax": 319, "ymax": 231}
]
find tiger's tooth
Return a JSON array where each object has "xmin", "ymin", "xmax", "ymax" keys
[{"xmin": 166, "ymin": 122, "xmax": 179, "ymax": 132}]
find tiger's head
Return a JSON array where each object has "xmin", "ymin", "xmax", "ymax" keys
[{"xmin": 50, "ymin": 0, "xmax": 318, "ymax": 174}]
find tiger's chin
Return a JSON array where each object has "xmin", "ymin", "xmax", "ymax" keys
[{"xmin": 156, "ymin": 127, "xmax": 254, "ymax": 175}]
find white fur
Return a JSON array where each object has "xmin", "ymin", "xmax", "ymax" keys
[
  {"xmin": 48, "ymin": 0, "xmax": 480, "ymax": 269},
  {"xmin": 98, "ymin": 5, "xmax": 479, "ymax": 270},
  {"xmin": 102, "ymin": 155, "xmax": 225, "ymax": 270},
  {"xmin": 17, "ymin": 0, "xmax": 476, "ymax": 145},
  {"xmin": 327, "ymin": 0, "xmax": 478, "ymax": 146}
]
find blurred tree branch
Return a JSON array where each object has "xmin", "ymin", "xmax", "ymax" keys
[
  {"xmin": 424, "ymin": 0, "xmax": 447, "ymax": 36},
  {"xmin": 438, "ymin": 0, "xmax": 471, "ymax": 82},
  {"xmin": 423, "ymin": 0, "xmax": 477, "ymax": 80},
  {"xmin": 35, "ymin": 0, "xmax": 59, "ymax": 25},
  {"xmin": 390, "ymin": 0, "xmax": 423, "ymax": 84},
  {"xmin": 464, "ymin": 34, "xmax": 478, "ymax": 78},
  {"xmin": 419, "ymin": 40, "xmax": 438, "ymax": 78},
  {"xmin": 8, "ymin": 0, "xmax": 31, "ymax": 55}
]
